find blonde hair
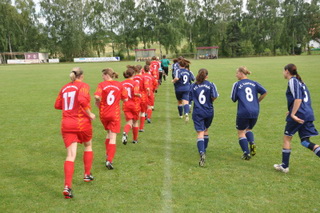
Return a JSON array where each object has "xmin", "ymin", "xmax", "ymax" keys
[
  {"xmin": 102, "ymin": 68, "xmax": 118, "ymax": 79},
  {"xmin": 237, "ymin": 66, "xmax": 251, "ymax": 75},
  {"xmin": 70, "ymin": 67, "xmax": 83, "ymax": 82}
]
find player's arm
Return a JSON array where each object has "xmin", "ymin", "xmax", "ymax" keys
[
  {"xmin": 230, "ymin": 82, "xmax": 238, "ymax": 102},
  {"xmin": 291, "ymin": 99, "xmax": 304, "ymax": 124},
  {"xmin": 94, "ymin": 85, "xmax": 102, "ymax": 107},
  {"xmin": 79, "ymin": 86, "xmax": 95, "ymax": 120},
  {"xmin": 258, "ymin": 92, "xmax": 267, "ymax": 102},
  {"xmin": 54, "ymin": 92, "xmax": 63, "ymax": 110}
]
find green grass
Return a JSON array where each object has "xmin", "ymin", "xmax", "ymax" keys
[{"xmin": 1, "ymin": 55, "xmax": 320, "ymax": 212}]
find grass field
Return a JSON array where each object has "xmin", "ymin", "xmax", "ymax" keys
[{"xmin": 1, "ymin": 55, "xmax": 320, "ymax": 212}]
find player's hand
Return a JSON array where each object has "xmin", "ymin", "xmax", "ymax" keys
[
  {"xmin": 291, "ymin": 114, "xmax": 304, "ymax": 124},
  {"xmin": 89, "ymin": 112, "xmax": 96, "ymax": 120}
]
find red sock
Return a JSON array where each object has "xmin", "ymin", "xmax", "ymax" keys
[
  {"xmin": 64, "ymin": 161, "xmax": 74, "ymax": 188},
  {"xmin": 133, "ymin": 127, "xmax": 139, "ymax": 141},
  {"xmin": 107, "ymin": 144, "xmax": 116, "ymax": 162},
  {"xmin": 124, "ymin": 124, "xmax": 131, "ymax": 134},
  {"xmin": 105, "ymin": 138, "xmax": 110, "ymax": 156},
  {"xmin": 140, "ymin": 116, "xmax": 145, "ymax": 130},
  {"xmin": 83, "ymin": 151, "xmax": 93, "ymax": 175},
  {"xmin": 147, "ymin": 109, "xmax": 153, "ymax": 119}
]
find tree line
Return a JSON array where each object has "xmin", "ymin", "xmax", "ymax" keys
[{"xmin": 1, "ymin": 0, "xmax": 319, "ymax": 61}]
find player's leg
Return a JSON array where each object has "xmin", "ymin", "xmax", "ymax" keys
[
  {"xmin": 246, "ymin": 119, "xmax": 258, "ymax": 156},
  {"xmin": 236, "ymin": 118, "xmax": 250, "ymax": 160},
  {"xmin": 274, "ymin": 135, "xmax": 291, "ymax": 173},
  {"xmin": 299, "ymin": 121, "xmax": 320, "ymax": 157},
  {"xmin": 83, "ymin": 139, "xmax": 94, "ymax": 182},
  {"xmin": 64, "ymin": 141, "xmax": 78, "ymax": 198},
  {"xmin": 122, "ymin": 115, "xmax": 133, "ymax": 145},
  {"xmin": 132, "ymin": 118, "xmax": 139, "ymax": 144},
  {"xmin": 182, "ymin": 98, "xmax": 190, "ymax": 122},
  {"xmin": 106, "ymin": 130, "xmax": 117, "ymax": 170}
]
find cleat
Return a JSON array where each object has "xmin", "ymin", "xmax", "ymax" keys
[
  {"xmin": 132, "ymin": 140, "xmax": 138, "ymax": 144},
  {"xmin": 199, "ymin": 152, "xmax": 206, "ymax": 167},
  {"xmin": 179, "ymin": 116, "xmax": 183, "ymax": 119},
  {"xmin": 250, "ymin": 143, "xmax": 256, "ymax": 156},
  {"xmin": 122, "ymin": 132, "xmax": 128, "ymax": 145},
  {"xmin": 139, "ymin": 129, "xmax": 144, "ymax": 132},
  {"xmin": 241, "ymin": 153, "xmax": 251, "ymax": 160},
  {"xmin": 63, "ymin": 187, "xmax": 73, "ymax": 199},
  {"xmin": 83, "ymin": 173, "xmax": 94, "ymax": 182},
  {"xmin": 274, "ymin": 164, "xmax": 289, "ymax": 173},
  {"xmin": 147, "ymin": 118, "xmax": 151, "ymax": 123},
  {"xmin": 185, "ymin": 114, "xmax": 189, "ymax": 122},
  {"xmin": 106, "ymin": 161, "xmax": 114, "ymax": 170}
]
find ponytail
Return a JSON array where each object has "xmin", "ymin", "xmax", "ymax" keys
[
  {"xmin": 237, "ymin": 66, "xmax": 251, "ymax": 75},
  {"xmin": 284, "ymin": 63, "xmax": 303, "ymax": 83},
  {"xmin": 123, "ymin": 65, "xmax": 136, "ymax": 78},
  {"xmin": 102, "ymin": 68, "xmax": 118, "ymax": 79},
  {"xmin": 196, "ymin": 68, "xmax": 208, "ymax": 84},
  {"xmin": 69, "ymin": 67, "xmax": 83, "ymax": 82}
]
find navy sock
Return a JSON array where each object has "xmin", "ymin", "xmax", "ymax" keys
[
  {"xmin": 314, "ymin": 147, "xmax": 320, "ymax": 157},
  {"xmin": 178, "ymin": 106, "xmax": 183, "ymax": 116},
  {"xmin": 197, "ymin": 139, "xmax": 205, "ymax": 154},
  {"xmin": 246, "ymin": 131, "xmax": 254, "ymax": 144},
  {"xmin": 204, "ymin": 135, "xmax": 209, "ymax": 150},
  {"xmin": 282, "ymin": 149, "xmax": 291, "ymax": 168},
  {"xmin": 239, "ymin": 137, "xmax": 250, "ymax": 154},
  {"xmin": 183, "ymin": 104, "xmax": 190, "ymax": 114}
]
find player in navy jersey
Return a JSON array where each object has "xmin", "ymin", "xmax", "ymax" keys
[
  {"xmin": 231, "ymin": 66, "xmax": 267, "ymax": 160},
  {"xmin": 172, "ymin": 59, "xmax": 195, "ymax": 122},
  {"xmin": 274, "ymin": 64, "xmax": 320, "ymax": 173},
  {"xmin": 190, "ymin": 69, "xmax": 219, "ymax": 166}
]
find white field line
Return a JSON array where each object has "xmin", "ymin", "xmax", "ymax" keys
[{"xmin": 162, "ymin": 83, "xmax": 173, "ymax": 213}]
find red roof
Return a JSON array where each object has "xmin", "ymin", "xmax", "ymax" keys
[
  {"xmin": 134, "ymin": 49, "xmax": 156, "ymax": 51},
  {"xmin": 196, "ymin": 46, "xmax": 219, "ymax": 50}
]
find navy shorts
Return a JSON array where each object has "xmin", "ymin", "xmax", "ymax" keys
[
  {"xmin": 193, "ymin": 112, "xmax": 213, "ymax": 132},
  {"xmin": 236, "ymin": 117, "xmax": 257, "ymax": 130},
  {"xmin": 175, "ymin": 91, "xmax": 189, "ymax": 101},
  {"xmin": 284, "ymin": 121, "xmax": 318, "ymax": 139}
]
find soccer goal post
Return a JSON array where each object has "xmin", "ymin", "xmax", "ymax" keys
[
  {"xmin": 134, "ymin": 49, "xmax": 156, "ymax": 61},
  {"xmin": 196, "ymin": 46, "xmax": 219, "ymax": 59}
]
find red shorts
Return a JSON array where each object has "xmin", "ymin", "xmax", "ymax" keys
[
  {"xmin": 124, "ymin": 110, "xmax": 140, "ymax": 121},
  {"xmin": 101, "ymin": 118, "xmax": 121, "ymax": 133},
  {"xmin": 62, "ymin": 129, "xmax": 92, "ymax": 148},
  {"xmin": 148, "ymin": 92, "xmax": 155, "ymax": 106}
]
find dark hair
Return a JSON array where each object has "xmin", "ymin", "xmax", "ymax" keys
[
  {"xmin": 123, "ymin": 65, "xmax": 137, "ymax": 78},
  {"xmin": 173, "ymin": 58, "xmax": 178, "ymax": 63},
  {"xmin": 162, "ymin": 55, "xmax": 166, "ymax": 58},
  {"xmin": 145, "ymin": 60, "xmax": 151, "ymax": 65},
  {"xmin": 152, "ymin": 56, "xmax": 156, "ymax": 60},
  {"xmin": 102, "ymin": 68, "xmax": 118, "ymax": 79},
  {"xmin": 196, "ymin": 68, "xmax": 208, "ymax": 84},
  {"xmin": 135, "ymin": 65, "xmax": 142, "ymax": 74},
  {"xmin": 284, "ymin": 63, "xmax": 303, "ymax": 83},
  {"xmin": 144, "ymin": 65, "xmax": 150, "ymax": 72},
  {"xmin": 178, "ymin": 59, "xmax": 191, "ymax": 68}
]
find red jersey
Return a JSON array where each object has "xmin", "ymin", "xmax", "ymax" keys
[
  {"xmin": 150, "ymin": 61, "xmax": 160, "ymax": 79},
  {"xmin": 122, "ymin": 79, "xmax": 140, "ymax": 111},
  {"xmin": 94, "ymin": 80, "xmax": 127, "ymax": 121},
  {"xmin": 54, "ymin": 80, "xmax": 92, "ymax": 132},
  {"xmin": 144, "ymin": 72, "xmax": 158, "ymax": 92}
]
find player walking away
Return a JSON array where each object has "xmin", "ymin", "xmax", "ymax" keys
[
  {"xmin": 134, "ymin": 65, "xmax": 148, "ymax": 133},
  {"xmin": 274, "ymin": 64, "xmax": 320, "ymax": 173},
  {"xmin": 150, "ymin": 56, "xmax": 160, "ymax": 84},
  {"xmin": 54, "ymin": 67, "xmax": 96, "ymax": 199},
  {"xmin": 143, "ymin": 65, "xmax": 158, "ymax": 124},
  {"xmin": 231, "ymin": 66, "xmax": 267, "ymax": 160},
  {"xmin": 172, "ymin": 59, "xmax": 195, "ymax": 122},
  {"xmin": 160, "ymin": 55, "xmax": 170, "ymax": 82},
  {"xmin": 94, "ymin": 68, "xmax": 128, "ymax": 170},
  {"xmin": 122, "ymin": 66, "xmax": 141, "ymax": 144},
  {"xmin": 190, "ymin": 69, "xmax": 219, "ymax": 166},
  {"xmin": 171, "ymin": 58, "xmax": 179, "ymax": 79}
]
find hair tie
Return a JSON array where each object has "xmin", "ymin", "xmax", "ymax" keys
[{"xmin": 72, "ymin": 71, "xmax": 77, "ymax": 75}]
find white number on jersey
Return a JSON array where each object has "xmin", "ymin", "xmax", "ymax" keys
[
  {"xmin": 107, "ymin": 90, "xmax": 115, "ymax": 105},
  {"xmin": 126, "ymin": 87, "xmax": 132, "ymax": 98},
  {"xmin": 245, "ymin": 87, "xmax": 253, "ymax": 102},
  {"xmin": 63, "ymin": 91, "xmax": 76, "ymax": 110},
  {"xmin": 199, "ymin": 89, "xmax": 206, "ymax": 104},
  {"xmin": 183, "ymin": 75, "xmax": 188, "ymax": 84},
  {"xmin": 303, "ymin": 86, "xmax": 309, "ymax": 102}
]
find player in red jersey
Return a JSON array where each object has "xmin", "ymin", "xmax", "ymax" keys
[
  {"xmin": 143, "ymin": 65, "xmax": 158, "ymax": 123},
  {"xmin": 134, "ymin": 65, "xmax": 148, "ymax": 132},
  {"xmin": 94, "ymin": 68, "xmax": 128, "ymax": 170},
  {"xmin": 54, "ymin": 67, "xmax": 96, "ymax": 199},
  {"xmin": 122, "ymin": 66, "xmax": 141, "ymax": 144},
  {"xmin": 150, "ymin": 56, "xmax": 160, "ymax": 81}
]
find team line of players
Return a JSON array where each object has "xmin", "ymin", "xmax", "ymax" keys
[{"xmin": 55, "ymin": 59, "xmax": 320, "ymax": 199}]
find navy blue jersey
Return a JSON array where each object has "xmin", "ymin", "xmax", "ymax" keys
[
  {"xmin": 231, "ymin": 79, "xmax": 267, "ymax": 118},
  {"xmin": 174, "ymin": 68, "xmax": 195, "ymax": 92},
  {"xmin": 286, "ymin": 77, "xmax": 314, "ymax": 122},
  {"xmin": 190, "ymin": 80, "xmax": 219, "ymax": 116}
]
